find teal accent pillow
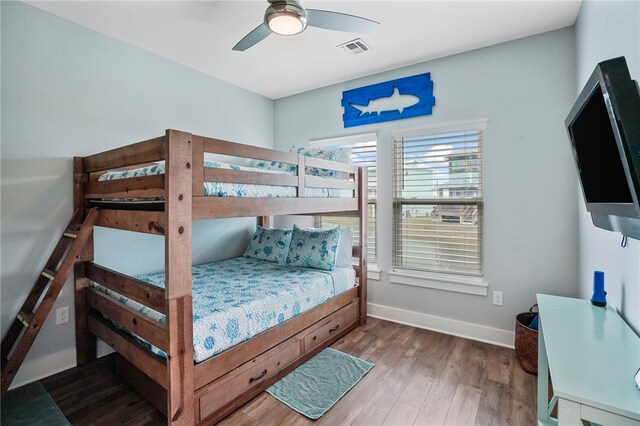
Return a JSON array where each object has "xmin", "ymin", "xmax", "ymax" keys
[
  {"xmin": 244, "ymin": 226, "xmax": 293, "ymax": 264},
  {"xmin": 286, "ymin": 225, "xmax": 341, "ymax": 271}
]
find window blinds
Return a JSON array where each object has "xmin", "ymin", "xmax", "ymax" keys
[
  {"xmin": 392, "ymin": 128, "xmax": 483, "ymax": 276},
  {"xmin": 313, "ymin": 137, "xmax": 377, "ymax": 263}
]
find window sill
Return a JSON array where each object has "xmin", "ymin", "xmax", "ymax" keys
[
  {"xmin": 368, "ymin": 265, "xmax": 381, "ymax": 281},
  {"xmin": 388, "ymin": 270, "xmax": 487, "ymax": 296}
]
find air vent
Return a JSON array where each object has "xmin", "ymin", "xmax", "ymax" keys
[{"xmin": 338, "ymin": 38, "xmax": 372, "ymax": 55}]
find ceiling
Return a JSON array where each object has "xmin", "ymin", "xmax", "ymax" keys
[{"xmin": 27, "ymin": 1, "xmax": 582, "ymax": 100}]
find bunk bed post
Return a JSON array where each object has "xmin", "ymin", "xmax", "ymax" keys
[
  {"xmin": 73, "ymin": 156, "xmax": 97, "ymax": 365},
  {"xmin": 258, "ymin": 216, "xmax": 271, "ymax": 227},
  {"xmin": 191, "ymin": 135, "xmax": 205, "ymax": 197},
  {"xmin": 164, "ymin": 130, "xmax": 195, "ymax": 425},
  {"xmin": 358, "ymin": 167, "xmax": 368, "ymax": 326}
]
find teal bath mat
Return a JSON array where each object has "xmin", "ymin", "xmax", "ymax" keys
[
  {"xmin": 266, "ymin": 347, "xmax": 374, "ymax": 419},
  {"xmin": 1, "ymin": 381, "xmax": 70, "ymax": 426}
]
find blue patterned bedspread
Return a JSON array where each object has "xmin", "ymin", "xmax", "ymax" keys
[{"xmin": 93, "ymin": 257, "xmax": 355, "ymax": 363}]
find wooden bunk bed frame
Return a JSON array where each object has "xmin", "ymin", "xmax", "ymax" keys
[{"xmin": 73, "ymin": 129, "xmax": 368, "ymax": 425}]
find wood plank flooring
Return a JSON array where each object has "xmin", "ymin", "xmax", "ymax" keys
[{"xmin": 39, "ymin": 317, "xmax": 537, "ymax": 425}]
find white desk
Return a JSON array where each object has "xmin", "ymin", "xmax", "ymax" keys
[{"xmin": 537, "ymin": 294, "xmax": 640, "ymax": 426}]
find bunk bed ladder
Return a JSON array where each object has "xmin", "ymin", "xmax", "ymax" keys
[{"xmin": 0, "ymin": 207, "xmax": 99, "ymax": 396}]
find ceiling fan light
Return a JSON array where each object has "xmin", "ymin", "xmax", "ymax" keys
[
  {"xmin": 268, "ymin": 13, "xmax": 305, "ymax": 35},
  {"xmin": 265, "ymin": 2, "xmax": 308, "ymax": 36}
]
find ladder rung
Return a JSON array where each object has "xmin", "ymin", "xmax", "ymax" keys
[
  {"xmin": 41, "ymin": 269, "xmax": 56, "ymax": 281},
  {"xmin": 16, "ymin": 311, "xmax": 33, "ymax": 328},
  {"xmin": 1, "ymin": 208, "xmax": 98, "ymax": 397}
]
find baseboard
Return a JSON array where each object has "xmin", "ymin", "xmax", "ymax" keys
[{"xmin": 367, "ymin": 303, "xmax": 515, "ymax": 349}]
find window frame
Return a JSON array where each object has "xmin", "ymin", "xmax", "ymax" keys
[{"xmin": 391, "ymin": 120, "xmax": 488, "ymax": 289}]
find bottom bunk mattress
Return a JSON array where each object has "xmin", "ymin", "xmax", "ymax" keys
[{"xmin": 92, "ymin": 256, "xmax": 356, "ymax": 363}]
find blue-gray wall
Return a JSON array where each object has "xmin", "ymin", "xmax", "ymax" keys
[
  {"xmin": 1, "ymin": 2, "xmax": 274, "ymax": 387},
  {"xmin": 575, "ymin": 0, "xmax": 640, "ymax": 333},
  {"xmin": 5, "ymin": 0, "xmax": 637, "ymax": 390},
  {"xmin": 274, "ymin": 28, "xmax": 579, "ymax": 343}
]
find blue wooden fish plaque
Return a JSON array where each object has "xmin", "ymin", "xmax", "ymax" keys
[{"xmin": 341, "ymin": 73, "xmax": 435, "ymax": 128}]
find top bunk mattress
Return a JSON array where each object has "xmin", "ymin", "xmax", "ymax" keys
[
  {"xmin": 93, "ymin": 256, "xmax": 356, "ymax": 363},
  {"xmin": 97, "ymin": 160, "xmax": 353, "ymax": 200}
]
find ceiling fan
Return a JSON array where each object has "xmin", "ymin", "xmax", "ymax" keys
[{"xmin": 233, "ymin": 0, "xmax": 380, "ymax": 51}]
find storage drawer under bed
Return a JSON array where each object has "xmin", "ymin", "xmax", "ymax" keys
[
  {"xmin": 303, "ymin": 300, "xmax": 359, "ymax": 353},
  {"xmin": 197, "ymin": 338, "xmax": 301, "ymax": 421},
  {"xmin": 195, "ymin": 299, "xmax": 359, "ymax": 423}
]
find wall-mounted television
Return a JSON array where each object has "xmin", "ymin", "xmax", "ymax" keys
[{"xmin": 565, "ymin": 56, "xmax": 640, "ymax": 239}]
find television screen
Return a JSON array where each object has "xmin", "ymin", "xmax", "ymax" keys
[
  {"xmin": 568, "ymin": 84, "xmax": 633, "ymax": 204},
  {"xmin": 565, "ymin": 56, "xmax": 640, "ymax": 219}
]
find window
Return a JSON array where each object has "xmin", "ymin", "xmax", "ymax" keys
[
  {"xmin": 311, "ymin": 133, "xmax": 377, "ymax": 265},
  {"xmin": 392, "ymin": 120, "xmax": 485, "ymax": 277}
]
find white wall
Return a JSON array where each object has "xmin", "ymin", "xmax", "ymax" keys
[
  {"xmin": 1, "ymin": 2, "xmax": 274, "ymax": 387},
  {"xmin": 274, "ymin": 28, "xmax": 579, "ymax": 346},
  {"xmin": 574, "ymin": 0, "xmax": 640, "ymax": 333}
]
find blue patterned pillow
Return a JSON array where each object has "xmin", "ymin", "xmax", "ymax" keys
[
  {"xmin": 253, "ymin": 147, "xmax": 352, "ymax": 179},
  {"xmin": 290, "ymin": 146, "xmax": 352, "ymax": 179},
  {"xmin": 286, "ymin": 225, "xmax": 341, "ymax": 271},
  {"xmin": 244, "ymin": 226, "xmax": 293, "ymax": 264}
]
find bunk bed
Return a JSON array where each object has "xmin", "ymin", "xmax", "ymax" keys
[{"xmin": 73, "ymin": 129, "xmax": 368, "ymax": 425}]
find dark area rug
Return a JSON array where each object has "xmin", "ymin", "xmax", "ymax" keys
[{"xmin": 1, "ymin": 381, "xmax": 70, "ymax": 426}]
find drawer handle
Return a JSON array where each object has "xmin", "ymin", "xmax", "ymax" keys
[
  {"xmin": 249, "ymin": 369, "xmax": 267, "ymax": 383},
  {"xmin": 329, "ymin": 324, "xmax": 340, "ymax": 333}
]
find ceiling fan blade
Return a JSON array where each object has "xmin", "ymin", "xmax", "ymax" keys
[
  {"xmin": 306, "ymin": 9, "xmax": 379, "ymax": 33},
  {"xmin": 233, "ymin": 23, "xmax": 271, "ymax": 51}
]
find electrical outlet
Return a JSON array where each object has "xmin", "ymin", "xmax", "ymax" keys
[
  {"xmin": 56, "ymin": 307, "xmax": 69, "ymax": 325},
  {"xmin": 492, "ymin": 291, "xmax": 503, "ymax": 306}
]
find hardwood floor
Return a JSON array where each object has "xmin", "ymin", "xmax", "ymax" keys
[{"xmin": 39, "ymin": 317, "xmax": 537, "ymax": 425}]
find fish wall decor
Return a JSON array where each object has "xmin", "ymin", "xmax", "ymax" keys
[{"xmin": 341, "ymin": 73, "xmax": 435, "ymax": 128}]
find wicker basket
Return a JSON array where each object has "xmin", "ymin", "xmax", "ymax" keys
[{"xmin": 515, "ymin": 304, "xmax": 538, "ymax": 375}]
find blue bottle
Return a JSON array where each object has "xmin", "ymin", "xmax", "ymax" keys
[{"xmin": 591, "ymin": 270, "xmax": 607, "ymax": 307}]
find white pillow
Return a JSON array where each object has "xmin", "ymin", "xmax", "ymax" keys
[{"xmin": 336, "ymin": 228, "xmax": 354, "ymax": 268}]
